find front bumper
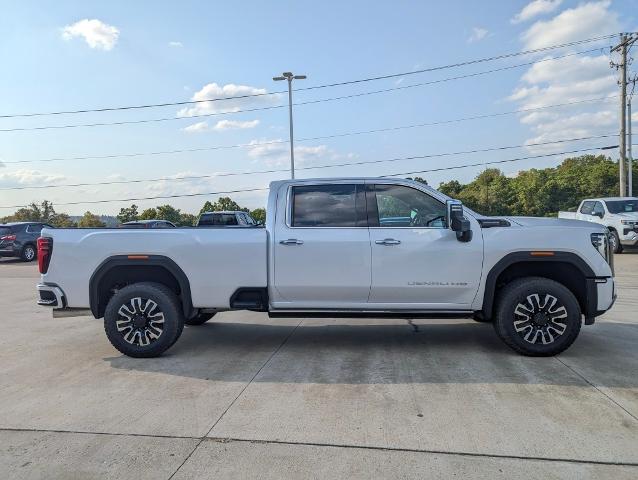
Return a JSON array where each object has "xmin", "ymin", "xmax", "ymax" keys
[{"xmin": 36, "ymin": 283, "xmax": 66, "ymax": 308}]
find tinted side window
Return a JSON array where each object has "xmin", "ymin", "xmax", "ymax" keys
[
  {"xmin": 292, "ymin": 184, "xmax": 360, "ymax": 227},
  {"xmin": 372, "ymin": 184, "xmax": 446, "ymax": 228},
  {"xmin": 26, "ymin": 224, "xmax": 43, "ymax": 234},
  {"xmin": 592, "ymin": 202, "xmax": 605, "ymax": 216},
  {"xmin": 580, "ymin": 201, "xmax": 594, "ymax": 214}
]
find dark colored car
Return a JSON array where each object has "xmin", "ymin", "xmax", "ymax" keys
[
  {"xmin": 0, "ymin": 222, "xmax": 53, "ymax": 262},
  {"xmin": 121, "ymin": 220, "xmax": 176, "ymax": 229},
  {"xmin": 197, "ymin": 211, "xmax": 258, "ymax": 227}
]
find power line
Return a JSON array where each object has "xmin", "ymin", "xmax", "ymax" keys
[
  {"xmin": 0, "ymin": 34, "xmax": 621, "ymax": 120},
  {"xmin": 0, "ymin": 146, "xmax": 615, "ymax": 209},
  {"xmin": 0, "ymin": 134, "xmax": 616, "ymax": 191},
  {"xmin": 387, "ymin": 146, "xmax": 617, "ymax": 177},
  {"xmin": 0, "ymin": 95, "xmax": 618, "ymax": 165},
  {"xmin": 0, "ymin": 48, "xmax": 607, "ymax": 133}
]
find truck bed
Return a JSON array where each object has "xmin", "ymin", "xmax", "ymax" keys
[{"xmin": 41, "ymin": 227, "xmax": 267, "ymax": 309}]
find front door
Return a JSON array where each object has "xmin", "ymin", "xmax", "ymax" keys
[
  {"xmin": 272, "ymin": 183, "xmax": 371, "ymax": 308},
  {"xmin": 367, "ymin": 182, "xmax": 483, "ymax": 309}
]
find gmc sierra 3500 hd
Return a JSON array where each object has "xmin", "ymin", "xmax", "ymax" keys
[{"xmin": 37, "ymin": 178, "xmax": 616, "ymax": 358}]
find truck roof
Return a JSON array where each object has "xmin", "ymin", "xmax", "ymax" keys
[{"xmin": 583, "ymin": 197, "xmax": 638, "ymax": 202}]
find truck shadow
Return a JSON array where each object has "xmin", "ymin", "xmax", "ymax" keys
[{"xmin": 105, "ymin": 319, "xmax": 638, "ymax": 389}]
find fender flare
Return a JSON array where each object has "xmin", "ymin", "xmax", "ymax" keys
[
  {"xmin": 89, "ymin": 255, "xmax": 193, "ymax": 319},
  {"xmin": 481, "ymin": 251, "xmax": 596, "ymax": 320}
]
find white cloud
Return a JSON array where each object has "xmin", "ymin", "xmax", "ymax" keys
[
  {"xmin": 511, "ymin": 0, "xmax": 562, "ymax": 24},
  {"xmin": 467, "ymin": 27, "xmax": 489, "ymax": 44},
  {"xmin": 246, "ymin": 139, "xmax": 355, "ymax": 168},
  {"xmin": 61, "ymin": 19, "xmax": 119, "ymax": 51},
  {"xmin": 182, "ymin": 121, "xmax": 210, "ymax": 133},
  {"xmin": 182, "ymin": 119, "xmax": 260, "ymax": 132},
  {"xmin": 520, "ymin": 1, "xmax": 618, "ymax": 50},
  {"xmin": 509, "ymin": 1, "xmax": 620, "ymax": 152},
  {"xmin": 177, "ymin": 83, "xmax": 278, "ymax": 118},
  {"xmin": 0, "ymin": 170, "xmax": 66, "ymax": 188},
  {"xmin": 168, "ymin": 41, "xmax": 183, "ymax": 47},
  {"xmin": 213, "ymin": 119, "xmax": 260, "ymax": 130}
]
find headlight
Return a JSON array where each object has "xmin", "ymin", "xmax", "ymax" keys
[
  {"xmin": 621, "ymin": 220, "xmax": 637, "ymax": 226},
  {"xmin": 591, "ymin": 232, "xmax": 614, "ymax": 272}
]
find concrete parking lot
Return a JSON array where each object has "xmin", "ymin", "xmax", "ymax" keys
[{"xmin": 1, "ymin": 254, "xmax": 637, "ymax": 479}]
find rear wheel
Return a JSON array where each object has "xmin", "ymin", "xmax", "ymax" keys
[
  {"xmin": 609, "ymin": 230, "xmax": 623, "ymax": 254},
  {"xmin": 104, "ymin": 282, "xmax": 184, "ymax": 358},
  {"xmin": 21, "ymin": 244, "xmax": 36, "ymax": 262},
  {"xmin": 494, "ymin": 277, "xmax": 581, "ymax": 356},
  {"xmin": 185, "ymin": 312, "xmax": 216, "ymax": 326}
]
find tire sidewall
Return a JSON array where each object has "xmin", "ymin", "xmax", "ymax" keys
[
  {"xmin": 104, "ymin": 283, "xmax": 182, "ymax": 357},
  {"xmin": 610, "ymin": 230, "xmax": 622, "ymax": 254},
  {"xmin": 495, "ymin": 279, "xmax": 581, "ymax": 356}
]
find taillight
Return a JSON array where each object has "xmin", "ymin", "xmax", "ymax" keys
[
  {"xmin": 1, "ymin": 234, "xmax": 16, "ymax": 241},
  {"xmin": 37, "ymin": 237, "xmax": 53, "ymax": 274}
]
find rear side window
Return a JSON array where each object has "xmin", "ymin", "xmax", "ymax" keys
[
  {"xmin": 580, "ymin": 201, "xmax": 595, "ymax": 214},
  {"xmin": 26, "ymin": 224, "xmax": 44, "ymax": 234},
  {"xmin": 291, "ymin": 184, "xmax": 364, "ymax": 227}
]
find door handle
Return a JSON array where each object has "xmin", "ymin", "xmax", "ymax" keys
[
  {"xmin": 280, "ymin": 239, "xmax": 304, "ymax": 245},
  {"xmin": 375, "ymin": 238, "xmax": 401, "ymax": 246}
]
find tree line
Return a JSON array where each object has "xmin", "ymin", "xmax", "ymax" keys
[{"xmin": 1, "ymin": 154, "xmax": 633, "ymax": 226}]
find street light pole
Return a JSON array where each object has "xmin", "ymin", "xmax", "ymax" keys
[{"xmin": 273, "ymin": 72, "xmax": 306, "ymax": 179}]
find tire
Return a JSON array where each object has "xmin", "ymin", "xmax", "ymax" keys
[
  {"xmin": 493, "ymin": 277, "xmax": 581, "ymax": 356},
  {"xmin": 609, "ymin": 230, "xmax": 623, "ymax": 254},
  {"xmin": 21, "ymin": 244, "xmax": 36, "ymax": 262},
  {"xmin": 184, "ymin": 312, "xmax": 216, "ymax": 326},
  {"xmin": 104, "ymin": 282, "xmax": 184, "ymax": 358}
]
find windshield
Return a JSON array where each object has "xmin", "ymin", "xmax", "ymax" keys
[
  {"xmin": 605, "ymin": 200, "xmax": 638, "ymax": 214},
  {"xmin": 0, "ymin": 227, "xmax": 11, "ymax": 236}
]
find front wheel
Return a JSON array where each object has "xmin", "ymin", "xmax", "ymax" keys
[
  {"xmin": 494, "ymin": 277, "xmax": 581, "ymax": 356},
  {"xmin": 104, "ymin": 282, "xmax": 184, "ymax": 358},
  {"xmin": 609, "ymin": 230, "xmax": 623, "ymax": 254}
]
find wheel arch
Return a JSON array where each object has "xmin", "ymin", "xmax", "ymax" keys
[
  {"xmin": 89, "ymin": 255, "xmax": 193, "ymax": 319},
  {"xmin": 481, "ymin": 251, "xmax": 596, "ymax": 322}
]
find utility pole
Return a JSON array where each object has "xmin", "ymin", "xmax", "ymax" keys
[
  {"xmin": 273, "ymin": 72, "xmax": 306, "ymax": 179},
  {"xmin": 629, "ymin": 97, "xmax": 634, "ymax": 196},
  {"xmin": 611, "ymin": 34, "xmax": 637, "ymax": 196}
]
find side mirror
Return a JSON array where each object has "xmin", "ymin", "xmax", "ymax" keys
[
  {"xmin": 593, "ymin": 211, "xmax": 604, "ymax": 219},
  {"xmin": 447, "ymin": 200, "xmax": 473, "ymax": 243}
]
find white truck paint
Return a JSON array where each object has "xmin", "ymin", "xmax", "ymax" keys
[
  {"xmin": 558, "ymin": 197, "xmax": 638, "ymax": 253},
  {"xmin": 37, "ymin": 178, "xmax": 616, "ymax": 357}
]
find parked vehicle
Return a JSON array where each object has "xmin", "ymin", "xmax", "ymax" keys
[
  {"xmin": 558, "ymin": 197, "xmax": 638, "ymax": 253},
  {"xmin": 122, "ymin": 220, "xmax": 176, "ymax": 228},
  {"xmin": 0, "ymin": 222, "xmax": 52, "ymax": 262},
  {"xmin": 197, "ymin": 210, "xmax": 258, "ymax": 227},
  {"xmin": 37, "ymin": 178, "xmax": 615, "ymax": 358}
]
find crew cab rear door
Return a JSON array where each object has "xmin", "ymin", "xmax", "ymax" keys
[
  {"xmin": 271, "ymin": 182, "xmax": 371, "ymax": 308},
  {"xmin": 366, "ymin": 181, "xmax": 483, "ymax": 309}
]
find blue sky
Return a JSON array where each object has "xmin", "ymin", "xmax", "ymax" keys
[{"xmin": 0, "ymin": 0, "xmax": 636, "ymax": 215}]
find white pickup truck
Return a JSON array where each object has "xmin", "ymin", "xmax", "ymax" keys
[
  {"xmin": 558, "ymin": 197, "xmax": 638, "ymax": 254},
  {"xmin": 37, "ymin": 178, "xmax": 616, "ymax": 358}
]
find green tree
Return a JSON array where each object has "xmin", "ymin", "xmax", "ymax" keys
[
  {"xmin": 77, "ymin": 211, "xmax": 106, "ymax": 228},
  {"xmin": 117, "ymin": 204, "xmax": 139, "ymax": 224},
  {"xmin": 139, "ymin": 208, "xmax": 158, "ymax": 220},
  {"xmin": 8, "ymin": 200, "xmax": 57, "ymax": 222},
  {"xmin": 250, "ymin": 208, "xmax": 266, "ymax": 224},
  {"xmin": 50, "ymin": 213, "xmax": 76, "ymax": 228},
  {"xmin": 155, "ymin": 205, "xmax": 182, "ymax": 224},
  {"xmin": 199, "ymin": 196, "xmax": 248, "ymax": 215},
  {"xmin": 178, "ymin": 213, "xmax": 197, "ymax": 226}
]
